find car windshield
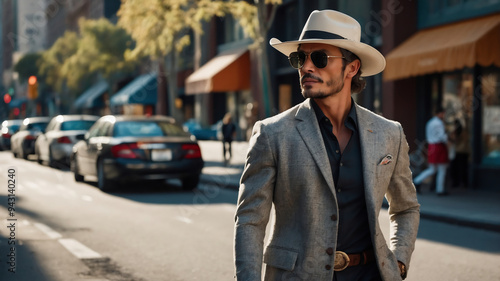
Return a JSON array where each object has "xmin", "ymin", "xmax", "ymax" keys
[
  {"xmin": 27, "ymin": 122, "xmax": 48, "ymax": 131},
  {"xmin": 9, "ymin": 125, "xmax": 20, "ymax": 132},
  {"xmin": 61, "ymin": 120, "xmax": 96, "ymax": 131},
  {"xmin": 113, "ymin": 121, "xmax": 189, "ymax": 138}
]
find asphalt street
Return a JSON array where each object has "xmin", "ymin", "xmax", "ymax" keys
[{"xmin": 0, "ymin": 145, "xmax": 499, "ymax": 280}]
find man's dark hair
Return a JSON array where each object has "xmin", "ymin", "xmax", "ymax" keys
[{"xmin": 339, "ymin": 48, "xmax": 366, "ymax": 94}]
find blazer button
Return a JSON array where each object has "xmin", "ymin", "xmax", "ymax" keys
[
  {"xmin": 330, "ymin": 214, "xmax": 337, "ymax": 221},
  {"xmin": 326, "ymin": 248, "xmax": 334, "ymax": 255},
  {"xmin": 325, "ymin": 265, "xmax": 332, "ymax": 270}
]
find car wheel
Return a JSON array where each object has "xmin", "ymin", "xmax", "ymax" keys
[
  {"xmin": 48, "ymin": 148, "xmax": 56, "ymax": 168},
  {"xmin": 71, "ymin": 155, "xmax": 84, "ymax": 182},
  {"xmin": 21, "ymin": 148, "xmax": 28, "ymax": 160},
  {"xmin": 35, "ymin": 146, "xmax": 43, "ymax": 164},
  {"xmin": 97, "ymin": 159, "xmax": 114, "ymax": 191},
  {"xmin": 182, "ymin": 175, "xmax": 200, "ymax": 190}
]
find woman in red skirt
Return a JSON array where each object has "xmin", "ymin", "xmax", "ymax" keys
[{"xmin": 413, "ymin": 107, "xmax": 449, "ymax": 195}]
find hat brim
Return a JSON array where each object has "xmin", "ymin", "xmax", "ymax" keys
[{"xmin": 270, "ymin": 38, "xmax": 386, "ymax": 77}]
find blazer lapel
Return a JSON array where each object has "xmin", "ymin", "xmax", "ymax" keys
[
  {"xmin": 356, "ymin": 105, "xmax": 379, "ymax": 217},
  {"xmin": 295, "ymin": 99, "xmax": 336, "ymax": 194}
]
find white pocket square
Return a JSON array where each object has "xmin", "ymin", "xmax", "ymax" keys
[{"xmin": 379, "ymin": 154, "xmax": 393, "ymax": 165}]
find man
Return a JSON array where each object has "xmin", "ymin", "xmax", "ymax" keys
[
  {"xmin": 234, "ymin": 10, "xmax": 419, "ymax": 281},
  {"xmin": 413, "ymin": 107, "xmax": 449, "ymax": 195},
  {"xmin": 222, "ymin": 112, "xmax": 237, "ymax": 162}
]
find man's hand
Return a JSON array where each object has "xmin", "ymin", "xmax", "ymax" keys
[{"xmin": 398, "ymin": 261, "xmax": 407, "ymax": 280}]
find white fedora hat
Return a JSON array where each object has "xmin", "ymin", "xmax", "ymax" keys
[{"xmin": 270, "ymin": 10, "xmax": 386, "ymax": 77}]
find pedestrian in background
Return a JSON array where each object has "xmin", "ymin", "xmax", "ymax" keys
[
  {"xmin": 234, "ymin": 10, "xmax": 419, "ymax": 281},
  {"xmin": 222, "ymin": 112, "xmax": 236, "ymax": 163},
  {"xmin": 413, "ymin": 106, "xmax": 449, "ymax": 195}
]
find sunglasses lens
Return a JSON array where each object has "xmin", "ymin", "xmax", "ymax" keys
[
  {"xmin": 288, "ymin": 51, "xmax": 330, "ymax": 69},
  {"xmin": 311, "ymin": 51, "xmax": 328, "ymax": 68},
  {"xmin": 288, "ymin": 52, "xmax": 304, "ymax": 69}
]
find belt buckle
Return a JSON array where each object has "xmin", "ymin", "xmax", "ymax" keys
[{"xmin": 334, "ymin": 251, "xmax": 350, "ymax": 271}]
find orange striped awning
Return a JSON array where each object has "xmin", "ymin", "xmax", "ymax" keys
[
  {"xmin": 384, "ymin": 13, "xmax": 500, "ymax": 81},
  {"xmin": 185, "ymin": 47, "xmax": 250, "ymax": 94}
]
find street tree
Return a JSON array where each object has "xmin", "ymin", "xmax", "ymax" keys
[
  {"xmin": 226, "ymin": 0, "xmax": 282, "ymax": 117},
  {"xmin": 118, "ymin": 0, "xmax": 281, "ymax": 120},
  {"xmin": 61, "ymin": 18, "xmax": 137, "ymax": 92},
  {"xmin": 13, "ymin": 53, "xmax": 42, "ymax": 83},
  {"xmin": 39, "ymin": 19, "xmax": 137, "ymax": 112},
  {"xmin": 117, "ymin": 0, "xmax": 230, "ymax": 119},
  {"xmin": 38, "ymin": 31, "xmax": 78, "ymax": 94}
]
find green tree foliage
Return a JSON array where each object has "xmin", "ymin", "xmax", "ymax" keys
[
  {"xmin": 38, "ymin": 19, "xmax": 136, "ymax": 94},
  {"xmin": 118, "ymin": 0, "xmax": 227, "ymax": 61},
  {"xmin": 38, "ymin": 31, "xmax": 79, "ymax": 93},
  {"xmin": 13, "ymin": 52, "xmax": 42, "ymax": 83},
  {"xmin": 61, "ymin": 18, "xmax": 137, "ymax": 90},
  {"xmin": 227, "ymin": 0, "xmax": 282, "ymax": 117},
  {"xmin": 118, "ymin": 0, "xmax": 232, "ymax": 117},
  {"xmin": 118, "ymin": 0, "xmax": 282, "ymax": 117}
]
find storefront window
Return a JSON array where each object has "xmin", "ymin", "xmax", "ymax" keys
[
  {"xmin": 481, "ymin": 69, "xmax": 500, "ymax": 166},
  {"xmin": 442, "ymin": 73, "xmax": 473, "ymax": 176}
]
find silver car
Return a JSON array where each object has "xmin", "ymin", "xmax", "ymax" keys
[
  {"xmin": 0, "ymin": 119, "xmax": 22, "ymax": 150},
  {"xmin": 35, "ymin": 115, "xmax": 99, "ymax": 167},
  {"xmin": 11, "ymin": 117, "xmax": 51, "ymax": 159}
]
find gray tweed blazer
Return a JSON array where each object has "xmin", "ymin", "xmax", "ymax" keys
[{"xmin": 234, "ymin": 99, "xmax": 420, "ymax": 281}]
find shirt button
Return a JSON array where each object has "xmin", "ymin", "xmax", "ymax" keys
[
  {"xmin": 325, "ymin": 265, "xmax": 332, "ymax": 270},
  {"xmin": 340, "ymin": 162, "xmax": 344, "ymax": 166},
  {"xmin": 330, "ymin": 214, "xmax": 337, "ymax": 221},
  {"xmin": 326, "ymin": 248, "xmax": 334, "ymax": 255},
  {"xmin": 335, "ymin": 150, "xmax": 339, "ymax": 154}
]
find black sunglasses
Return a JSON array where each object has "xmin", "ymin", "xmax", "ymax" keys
[{"xmin": 288, "ymin": 51, "xmax": 345, "ymax": 69}]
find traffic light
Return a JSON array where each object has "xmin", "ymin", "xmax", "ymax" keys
[
  {"xmin": 3, "ymin": 93, "xmax": 11, "ymax": 104},
  {"xmin": 27, "ymin": 75, "xmax": 38, "ymax": 99}
]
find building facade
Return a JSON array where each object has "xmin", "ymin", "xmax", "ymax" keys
[{"xmin": 383, "ymin": 0, "xmax": 500, "ymax": 190}]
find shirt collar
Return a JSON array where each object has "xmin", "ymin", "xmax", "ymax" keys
[{"xmin": 310, "ymin": 98, "xmax": 358, "ymax": 131}]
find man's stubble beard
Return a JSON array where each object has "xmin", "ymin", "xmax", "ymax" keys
[
  {"xmin": 301, "ymin": 70, "xmax": 345, "ymax": 99},
  {"xmin": 301, "ymin": 77, "xmax": 345, "ymax": 99}
]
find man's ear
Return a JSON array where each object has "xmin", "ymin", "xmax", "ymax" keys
[{"xmin": 346, "ymin": 59, "xmax": 361, "ymax": 78}]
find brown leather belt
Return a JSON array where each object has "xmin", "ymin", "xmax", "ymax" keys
[{"xmin": 334, "ymin": 249, "xmax": 375, "ymax": 271}]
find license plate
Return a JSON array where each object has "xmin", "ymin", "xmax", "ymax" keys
[{"xmin": 152, "ymin": 149, "xmax": 172, "ymax": 161}]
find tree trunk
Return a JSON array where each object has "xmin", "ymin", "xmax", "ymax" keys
[
  {"xmin": 166, "ymin": 51, "xmax": 182, "ymax": 121},
  {"xmin": 257, "ymin": 1, "xmax": 276, "ymax": 117},
  {"xmin": 156, "ymin": 60, "xmax": 168, "ymax": 116}
]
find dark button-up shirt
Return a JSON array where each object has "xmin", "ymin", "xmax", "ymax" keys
[{"xmin": 311, "ymin": 99, "xmax": 381, "ymax": 281}]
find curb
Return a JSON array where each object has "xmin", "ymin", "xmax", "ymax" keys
[
  {"xmin": 418, "ymin": 211, "xmax": 500, "ymax": 233},
  {"xmin": 202, "ymin": 172, "xmax": 500, "ymax": 234}
]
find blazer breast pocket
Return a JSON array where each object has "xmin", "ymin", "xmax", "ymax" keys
[{"xmin": 263, "ymin": 246, "xmax": 299, "ymax": 271}]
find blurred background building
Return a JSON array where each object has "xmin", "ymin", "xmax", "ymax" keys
[{"xmin": 1, "ymin": 0, "xmax": 499, "ymax": 189}]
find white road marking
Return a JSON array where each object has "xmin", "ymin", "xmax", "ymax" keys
[
  {"xmin": 34, "ymin": 223, "xmax": 62, "ymax": 239},
  {"xmin": 175, "ymin": 216, "xmax": 193, "ymax": 224},
  {"xmin": 58, "ymin": 238, "xmax": 102, "ymax": 259}
]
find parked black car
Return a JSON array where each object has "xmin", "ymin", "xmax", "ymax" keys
[
  {"xmin": 11, "ymin": 117, "xmax": 51, "ymax": 159},
  {"xmin": 0, "ymin": 119, "xmax": 22, "ymax": 150},
  {"xmin": 71, "ymin": 115, "xmax": 204, "ymax": 191}
]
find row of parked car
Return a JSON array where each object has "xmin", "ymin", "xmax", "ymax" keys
[{"xmin": 1, "ymin": 115, "xmax": 205, "ymax": 192}]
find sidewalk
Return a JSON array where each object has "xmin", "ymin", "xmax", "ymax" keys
[{"xmin": 198, "ymin": 141, "xmax": 500, "ymax": 232}]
